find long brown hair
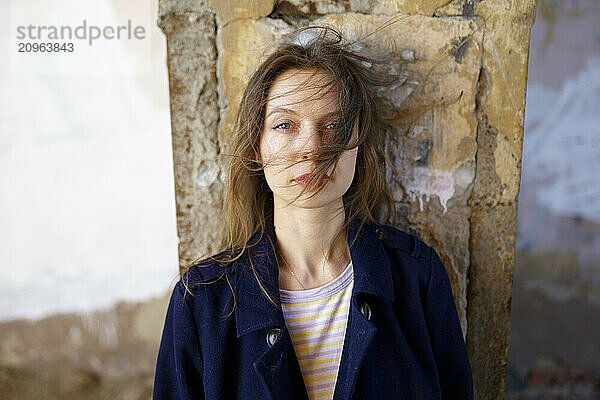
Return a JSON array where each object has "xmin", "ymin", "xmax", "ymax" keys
[{"xmin": 183, "ymin": 27, "xmax": 396, "ymax": 313}]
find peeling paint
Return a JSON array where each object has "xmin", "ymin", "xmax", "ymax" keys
[
  {"xmin": 408, "ymin": 125, "xmax": 427, "ymax": 138},
  {"xmin": 452, "ymin": 36, "xmax": 470, "ymax": 63},
  {"xmin": 384, "ymin": 78, "xmax": 419, "ymax": 108},
  {"xmin": 404, "ymin": 167, "xmax": 455, "ymax": 212},
  {"xmin": 401, "ymin": 48, "xmax": 415, "ymax": 61}
]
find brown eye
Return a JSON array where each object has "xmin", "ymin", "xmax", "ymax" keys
[
  {"xmin": 325, "ymin": 122, "xmax": 338, "ymax": 130},
  {"xmin": 274, "ymin": 122, "xmax": 293, "ymax": 132}
]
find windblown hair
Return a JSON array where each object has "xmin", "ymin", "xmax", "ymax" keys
[{"xmin": 183, "ymin": 27, "xmax": 396, "ymax": 313}]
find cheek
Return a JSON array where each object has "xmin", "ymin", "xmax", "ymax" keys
[
  {"xmin": 260, "ymin": 136, "xmax": 287, "ymax": 185},
  {"xmin": 259, "ymin": 133, "xmax": 285, "ymax": 164},
  {"xmin": 258, "ymin": 134, "xmax": 269, "ymax": 163},
  {"xmin": 338, "ymin": 147, "xmax": 358, "ymax": 170}
]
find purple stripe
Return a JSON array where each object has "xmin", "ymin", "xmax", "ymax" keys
[
  {"xmin": 281, "ymin": 297, "xmax": 351, "ymax": 318},
  {"xmin": 297, "ymin": 347, "xmax": 343, "ymax": 361},
  {"xmin": 280, "ymin": 264, "xmax": 353, "ymax": 400},
  {"xmin": 283, "ymin": 314, "xmax": 347, "ymax": 325},
  {"xmin": 307, "ymin": 378, "xmax": 338, "ymax": 392},
  {"xmin": 285, "ymin": 312, "xmax": 349, "ymax": 328},
  {"xmin": 290, "ymin": 318, "xmax": 348, "ymax": 330},
  {"xmin": 303, "ymin": 363, "xmax": 342, "ymax": 376},
  {"xmin": 283, "ymin": 290, "xmax": 352, "ymax": 318},
  {"xmin": 292, "ymin": 330, "xmax": 347, "ymax": 347}
]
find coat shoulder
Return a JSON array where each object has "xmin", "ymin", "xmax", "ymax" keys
[
  {"xmin": 180, "ymin": 248, "xmax": 240, "ymax": 293},
  {"xmin": 374, "ymin": 224, "xmax": 432, "ymax": 261}
]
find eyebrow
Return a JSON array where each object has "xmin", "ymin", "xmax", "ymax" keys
[
  {"xmin": 265, "ymin": 107, "xmax": 340, "ymax": 120},
  {"xmin": 266, "ymin": 107, "xmax": 299, "ymax": 119}
]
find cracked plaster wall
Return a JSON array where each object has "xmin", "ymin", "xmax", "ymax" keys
[{"xmin": 157, "ymin": 1, "xmax": 537, "ymax": 398}]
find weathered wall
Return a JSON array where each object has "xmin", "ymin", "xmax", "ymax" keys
[
  {"xmin": 440, "ymin": 1, "xmax": 538, "ymax": 396},
  {"xmin": 0, "ymin": 294, "xmax": 168, "ymax": 399},
  {"xmin": 508, "ymin": 0, "xmax": 600, "ymax": 394},
  {"xmin": 158, "ymin": 0, "xmax": 537, "ymax": 398},
  {"xmin": 158, "ymin": 1, "xmax": 224, "ymax": 266}
]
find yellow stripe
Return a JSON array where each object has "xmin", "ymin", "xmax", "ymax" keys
[
  {"xmin": 281, "ymin": 289, "xmax": 347, "ymax": 308},
  {"xmin": 290, "ymin": 322, "xmax": 347, "ymax": 339},
  {"xmin": 285, "ymin": 305, "xmax": 349, "ymax": 323},
  {"xmin": 310, "ymin": 390, "xmax": 335, "ymax": 398},
  {"xmin": 299, "ymin": 356, "xmax": 341, "ymax": 368},
  {"xmin": 305, "ymin": 373, "xmax": 337, "ymax": 384},
  {"xmin": 296, "ymin": 339, "xmax": 344, "ymax": 354}
]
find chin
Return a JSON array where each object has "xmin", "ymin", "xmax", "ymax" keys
[{"xmin": 292, "ymin": 190, "xmax": 347, "ymax": 209}]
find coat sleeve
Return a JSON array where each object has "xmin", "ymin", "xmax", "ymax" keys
[
  {"xmin": 153, "ymin": 281, "xmax": 205, "ymax": 400},
  {"xmin": 424, "ymin": 249, "xmax": 474, "ymax": 400}
]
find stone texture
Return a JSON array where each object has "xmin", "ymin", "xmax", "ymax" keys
[
  {"xmin": 207, "ymin": 0, "xmax": 275, "ymax": 25},
  {"xmin": 159, "ymin": 12, "xmax": 224, "ymax": 270},
  {"xmin": 468, "ymin": 203, "xmax": 518, "ymax": 399},
  {"xmin": 218, "ymin": 18, "xmax": 293, "ymax": 142},
  {"xmin": 273, "ymin": 0, "xmax": 347, "ymax": 14},
  {"xmin": 434, "ymin": 0, "xmax": 472, "ymax": 17},
  {"xmin": 371, "ymin": 0, "xmax": 454, "ymax": 15},
  {"xmin": 320, "ymin": 13, "xmax": 482, "ymax": 335},
  {"xmin": 472, "ymin": 0, "xmax": 537, "ymax": 205},
  {"xmin": 271, "ymin": 0, "xmax": 450, "ymax": 15},
  {"xmin": 461, "ymin": 1, "xmax": 537, "ymax": 398},
  {"xmin": 158, "ymin": 0, "xmax": 211, "ymax": 17}
]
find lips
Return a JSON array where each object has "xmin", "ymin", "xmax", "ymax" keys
[{"xmin": 293, "ymin": 173, "xmax": 329, "ymax": 187}]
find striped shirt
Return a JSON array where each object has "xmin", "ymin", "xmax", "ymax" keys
[{"xmin": 279, "ymin": 260, "xmax": 354, "ymax": 400}]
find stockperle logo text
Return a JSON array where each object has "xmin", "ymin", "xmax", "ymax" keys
[{"xmin": 16, "ymin": 19, "xmax": 146, "ymax": 46}]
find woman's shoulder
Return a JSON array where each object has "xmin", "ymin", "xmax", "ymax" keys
[
  {"xmin": 374, "ymin": 223, "xmax": 452, "ymax": 295},
  {"xmin": 168, "ymin": 248, "xmax": 244, "ymax": 324},
  {"xmin": 177, "ymin": 247, "xmax": 244, "ymax": 296},
  {"xmin": 374, "ymin": 223, "xmax": 433, "ymax": 261}
]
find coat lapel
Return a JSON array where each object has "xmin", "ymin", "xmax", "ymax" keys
[
  {"xmin": 333, "ymin": 216, "xmax": 395, "ymax": 400},
  {"xmin": 333, "ymin": 294, "xmax": 378, "ymax": 400},
  {"xmin": 253, "ymin": 326, "xmax": 291, "ymax": 400},
  {"xmin": 234, "ymin": 213, "xmax": 394, "ymax": 400},
  {"xmin": 234, "ymin": 218, "xmax": 307, "ymax": 400}
]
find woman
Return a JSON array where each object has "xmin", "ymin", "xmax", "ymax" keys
[{"xmin": 153, "ymin": 28, "xmax": 473, "ymax": 400}]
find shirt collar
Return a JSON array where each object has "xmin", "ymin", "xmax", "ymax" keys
[{"xmin": 234, "ymin": 212, "xmax": 394, "ymax": 338}]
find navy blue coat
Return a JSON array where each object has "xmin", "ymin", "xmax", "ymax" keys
[{"xmin": 153, "ymin": 217, "xmax": 473, "ymax": 399}]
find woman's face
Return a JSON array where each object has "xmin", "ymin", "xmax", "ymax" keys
[{"xmin": 259, "ymin": 68, "xmax": 359, "ymax": 209}]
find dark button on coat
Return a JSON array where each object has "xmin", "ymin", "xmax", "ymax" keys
[{"xmin": 153, "ymin": 217, "xmax": 473, "ymax": 399}]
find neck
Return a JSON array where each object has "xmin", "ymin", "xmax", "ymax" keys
[{"xmin": 273, "ymin": 198, "xmax": 350, "ymax": 289}]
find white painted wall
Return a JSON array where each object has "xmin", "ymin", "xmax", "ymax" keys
[
  {"xmin": 0, "ymin": 0, "xmax": 179, "ymax": 321},
  {"xmin": 516, "ymin": 0, "xmax": 600, "ymax": 276},
  {"xmin": 523, "ymin": 57, "xmax": 600, "ymax": 223}
]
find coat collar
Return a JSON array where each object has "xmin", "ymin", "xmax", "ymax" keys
[{"xmin": 234, "ymin": 212, "xmax": 394, "ymax": 338}]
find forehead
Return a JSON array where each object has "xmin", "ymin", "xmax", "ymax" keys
[{"xmin": 265, "ymin": 68, "xmax": 340, "ymax": 116}]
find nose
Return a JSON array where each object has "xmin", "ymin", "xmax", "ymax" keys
[{"xmin": 299, "ymin": 124, "xmax": 322, "ymax": 160}]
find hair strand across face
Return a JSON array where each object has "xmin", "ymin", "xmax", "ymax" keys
[{"xmin": 182, "ymin": 26, "xmax": 396, "ymax": 311}]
